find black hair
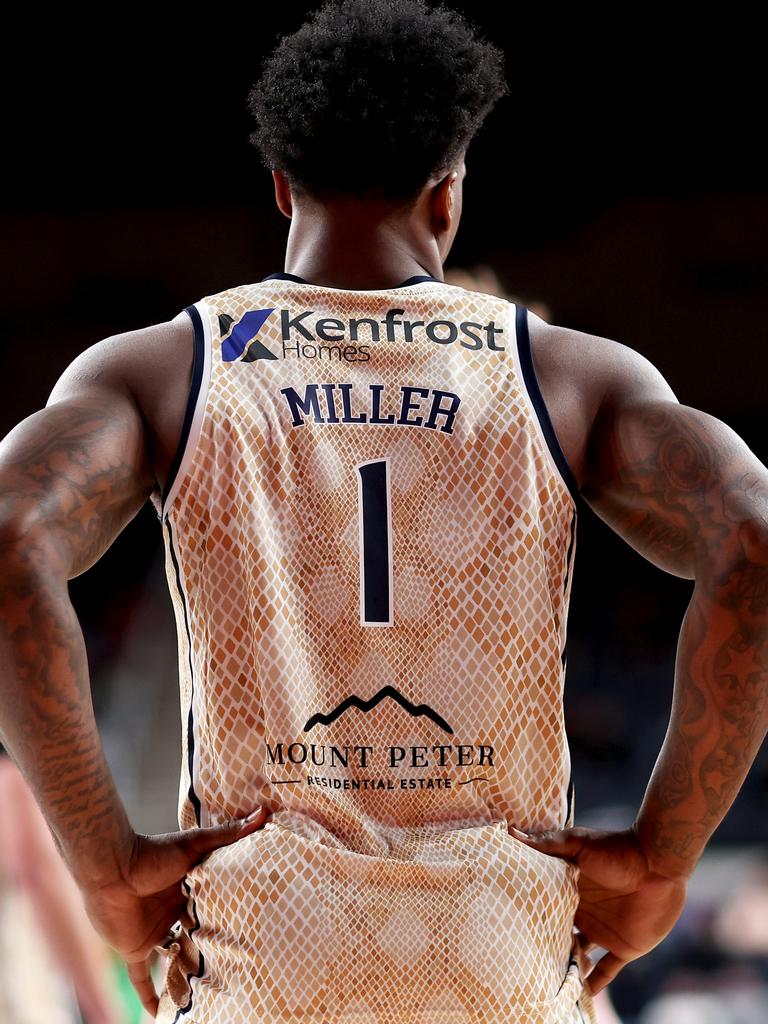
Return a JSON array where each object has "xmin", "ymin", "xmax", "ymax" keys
[{"xmin": 247, "ymin": 0, "xmax": 509, "ymax": 203}]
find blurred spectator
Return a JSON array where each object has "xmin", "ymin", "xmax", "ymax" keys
[
  {"xmin": 0, "ymin": 755, "xmax": 123, "ymax": 1023},
  {"xmin": 640, "ymin": 984, "xmax": 768, "ymax": 1024},
  {"xmin": 712, "ymin": 863, "xmax": 768, "ymax": 957},
  {"xmin": 594, "ymin": 989, "xmax": 623, "ymax": 1023},
  {"xmin": 444, "ymin": 262, "xmax": 552, "ymax": 321}
]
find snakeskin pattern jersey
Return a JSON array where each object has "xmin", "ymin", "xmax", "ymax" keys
[{"xmin": 155, "ymin": 273, "xmax": 594, "ymax": 1024}]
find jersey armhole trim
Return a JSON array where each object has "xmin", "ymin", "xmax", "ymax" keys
[
  {"xmin": 514, "ymin": 304, "xmax": 582, "ymax": 509},
  {"xmin": 161, "ymin": 301, "xmax": 212, "ymax": 519}
]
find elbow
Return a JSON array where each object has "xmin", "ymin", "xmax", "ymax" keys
[
  {"xmin": 695, "ymin": 520, "xmax": 768, "ymax": 599},
  {"xmin": 0, "ymin": 515, "xmax": 34, "ymax": 578},
  {"xmin": 736, "ymin": 519, "xmax": 768, "ymax": 569},
  {"xmin": 0, "ymin": 496, "xmax": 42, "ymax": 548},
  {"xmin": 0, "ymin": 509, "xmax": 62, "ymax": 586}
]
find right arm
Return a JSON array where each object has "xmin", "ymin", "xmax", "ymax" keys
[
  {"xmin": 512, "ymin": 318, "xmax": 768, "ymax": 993},
  {"xmin": 585, "ymin": 395, "xmax": 768, "ymax": 879}
]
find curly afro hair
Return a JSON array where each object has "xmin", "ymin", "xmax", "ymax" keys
[{"xmin": 247, "ymin": 0, "xmax": 509, "ymax": 204}]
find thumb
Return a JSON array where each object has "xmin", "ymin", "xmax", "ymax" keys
[{"xmin": 508, "ymin": 824, "xmax": 592, "ymax": 863}]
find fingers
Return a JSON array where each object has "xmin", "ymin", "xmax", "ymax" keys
[
  {"xmin": 586, "ymin": 952, "xmax": 627, "ymax": 994},
  {"xmin": 508, "ymin": 824, "xmax": 591, "ymax": 863},
  {"xmin": 129, "ymin": 808, "xmax": 273, "ymax": 897},
  {"xmin": 127, "ymin": 954, "xmax": 159, "ymax": 1018},
  {"xmin": 573, "ymin": 929, "xmax": 607, "ymax": 990},
  {"xmin": 183, "ymin": 805, "xmax": 272, "ymax": 863},
  {"xmin": 153, "ymin": 807, "xmax": 272, "ymax": 883},
  {"xmin": 574, "ymin": 930, "xmax": 599, "ymax": 958},
  {"xmin": 154, "ymin": 921, "xmax": 183, "ymax": 956}
]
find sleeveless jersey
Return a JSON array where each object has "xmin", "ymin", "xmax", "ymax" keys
[{"xmin": 156, "ymin": 272, "xmax": 594, "ymax": 1024}]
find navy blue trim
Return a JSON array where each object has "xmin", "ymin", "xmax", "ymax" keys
[
  {"xmin": 563, "ymin": 507, "xmax": 577, "ymax": 827},
  {"xmin": 563, "ymin": 508, "xmax": 577, "ymax": 594},
  {"xmin": 561, "ymin": 512, "xmax": 573, "ymax": 671},
  {"xmin": 561, "ymin": 778, "xmax": 573, "ymax": 827},
  {"xmin": 261, "ymin": 271, "xmax": 309, "ymax": 283},
  {"xmin": 161, "ymin": 304, "xmax": 205, "ymax": 515},
  {"xmin": 560, "ymin": 508, "xmax": 577, "ymax": 670},
  {"xmin": 395, "ymin": 274, "xmax": 442, "ymax": 287},
  {"xmin": 515, "ymin": 305, "xmax": 581, "ymax": 508},
  {"xmin": 260, "ymin": 270, "xmax": 442, "ymax": 289},
  {"xmin": 164, "ymin": 517, "xmax": 203, "ymax": 828}
]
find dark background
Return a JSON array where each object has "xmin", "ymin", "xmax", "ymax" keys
[{"xmin": 2, "ymin": 6, "xmax": 766, "ymax": 1020}]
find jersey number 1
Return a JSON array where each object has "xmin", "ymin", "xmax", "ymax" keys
[{"xmin": 355, "ymin": 458, "xmax": 393, "ymax": 626}]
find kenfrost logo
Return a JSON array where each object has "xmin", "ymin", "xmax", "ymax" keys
[
  {"xmin": 264, "ymin": 685, "xmax": 496, "ymax": 793},
  {"xmin": 219, "ymin": 308, "xmax": 277, "ymax": 361},
  {"xmin": 219, "ymin": 305, "xmax": 505, "ymax": 362}
]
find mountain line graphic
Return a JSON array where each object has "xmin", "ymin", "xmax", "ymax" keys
[{"xmin": 303, "ymin": 684, "xmax": 454, "ymax": 734}]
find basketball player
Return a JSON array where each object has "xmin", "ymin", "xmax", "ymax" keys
[{"xmin": 0, "ymin": 1, "xmax": 766, "ymax": 1022}]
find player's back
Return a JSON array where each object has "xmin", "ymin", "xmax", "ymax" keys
[{"xmin": 157, "ymin": 272, "xmax": 593, "ymax": 1024}]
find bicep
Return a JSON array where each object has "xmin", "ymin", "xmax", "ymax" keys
[
  {"xmin": 583, "ymin": 381, "xmax": 768, "ymax": 581},
  {"xmin": 0, "ymin": 356, "xmax": 155, "ymax": 579}
]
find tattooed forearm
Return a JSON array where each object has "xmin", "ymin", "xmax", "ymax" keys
[
  {"xmin": 585, "ymin": 400, "xmax": 768, "ymax": 879},
  {"xmin": 0, "ymin": 394, "xmax": 153, "ymax": 888},
  {"xmin": 638, "ymin": 579, "xmax": 768, "ymax": 875},
  {"xmin": 0, "ymin": 556, "xmax": 132, "ymax": 875}
]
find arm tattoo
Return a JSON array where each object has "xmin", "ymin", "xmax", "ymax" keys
[
  {"xmin": 0, "ymin": 396, "xmax": 152, "ymax": 885},
  {"xmin": 587, "ymin": 402, "xmax": 768, "ymax": 876},
  {"xmin": 0, "ymin": 399, "xmax": 151, "ymax": 575}
]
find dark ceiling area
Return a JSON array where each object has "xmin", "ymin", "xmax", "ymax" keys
[{"xmin": 2, "ymin": 7, "xmax": 767, "ymax": 1017}]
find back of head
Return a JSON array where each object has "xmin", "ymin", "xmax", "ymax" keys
[{"xmin": 247, "ymin": 0, "xmax": 509, "ymax": 205}]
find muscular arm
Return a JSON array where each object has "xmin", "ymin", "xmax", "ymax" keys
[
  {"xmin": 0, "ymin": 337, "xmax": 157, "ymax": 888},
  {"xmin": 581, "ymin": 354, "xmax": 768, "ymax": 879},
  {"xmin": 0, "ymin": 317, "xmax": 270, "ymax": 1016}
]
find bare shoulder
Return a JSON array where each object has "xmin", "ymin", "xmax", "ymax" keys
[
  {"xmin": 48, "ymin": 310, "xmax": 196, "ymax": 509},
  {"xmin": 0, "ymin": 311, "xmax": 196, "ymax": 576},
  {"xmin": 49, "ymin": 310, "xmax": 194, "ymax": 412},
  {"xmin": 524, "ymin": 309, "xmax": 679, "ymax": 490},
  {"xmin": 526, "ymin": 309, "xmax": 679, "ymax": 410},
  {"xmin": 524, "ymin": 310, "xmax": 768, "ymax": 580}
]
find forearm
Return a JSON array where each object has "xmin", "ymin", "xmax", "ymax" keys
[
  {"xmin": 0, "ymin": 533, "xmax": 135, "ymax": 890},
  {"xmin": 634, "ymin": 557, "xmax": 768, "ymax": 879}
]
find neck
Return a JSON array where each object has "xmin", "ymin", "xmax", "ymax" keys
[{"xmin": 281, "ymin": 206, "xmax": 444, "ymax": 290}]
